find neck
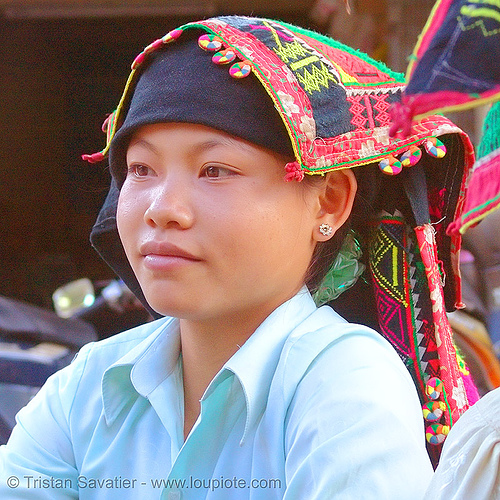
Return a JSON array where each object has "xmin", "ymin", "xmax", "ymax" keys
[
  {"xmin": 179, "ymin": 314, "xmax": 258, "ymax": 439},
  {"xmin": 178, "ymin": 286, "xmax": 303, "ymax": 439}
]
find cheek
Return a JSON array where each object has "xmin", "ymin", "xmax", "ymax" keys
[
  {"xmin": 268, "ymin": 189, "xmax": 318, "ymax": 261},
  {"xmin": 220, "ymin": 189, "xmax": 314, "ymax": 266},
  {"xmin": 116, "ymin": 187, "xmax": 142, "ymax": 248}
]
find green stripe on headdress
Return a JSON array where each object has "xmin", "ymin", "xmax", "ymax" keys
[{"xmin": 477, "ymin": 102, "xmax": 500, "ymax": 160}]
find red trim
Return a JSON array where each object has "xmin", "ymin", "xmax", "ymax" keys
[{"xmin": 415, "ymin": 224, "xmax": 478, "ymax": 426}]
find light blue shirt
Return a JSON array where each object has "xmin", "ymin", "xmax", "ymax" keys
[{"xmin": 0, "ymin": 289, "xmax": 433, "ymax": 499}]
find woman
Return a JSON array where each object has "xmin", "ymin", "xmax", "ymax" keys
[{"xmin": 0, "ymin": 16, "xmax": 477, "ymax": 498}]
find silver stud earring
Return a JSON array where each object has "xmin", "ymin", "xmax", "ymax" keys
[{"xmin": 319, "ymin": 223, "xmax": 333, "ymax": 237}]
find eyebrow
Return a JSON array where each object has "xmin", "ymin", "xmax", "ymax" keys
[
  {"xmin": 192, "ymin": 136, "xmax": 254, "ymax": 154},
  {"xmin": 128, "ymin": 138, "xmax": 162, "ymax": 155}
]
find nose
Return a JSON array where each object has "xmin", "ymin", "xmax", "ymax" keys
[{"xmin": 144, "ymin": 177, "xmax": 194, "ymax": 230}]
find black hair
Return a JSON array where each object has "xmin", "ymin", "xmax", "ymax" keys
[{"xmin": 304, "ymin": 163, "xmax": 381, "ymax": 294}]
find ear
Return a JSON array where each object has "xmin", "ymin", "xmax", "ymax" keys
[{"xmin": 314, "ymin": 169, "xmax": 357, "ymax": 242}]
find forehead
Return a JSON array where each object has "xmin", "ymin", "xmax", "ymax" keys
[{"xmin": 126, "ymin": 122, "xmax": 287, "ymax": 162}]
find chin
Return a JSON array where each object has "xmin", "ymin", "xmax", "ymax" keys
[
  {"xmin": 139, "ymin": 281, "xmax": 196, "ymax": 318},
  {"xmin": 146, "ymin": 296, "xmax": 204, "ymax": 320}
]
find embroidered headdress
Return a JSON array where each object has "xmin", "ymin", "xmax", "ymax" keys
[{"xmin": 86, "ymin": 16, "xmax": 478, "ymax": 466}]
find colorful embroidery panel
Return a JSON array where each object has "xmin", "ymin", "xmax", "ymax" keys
[
  {"xmin": 388, "ymin": 1, "xmax": 500, "ymax": 233},
  {"xmin": 368, "ymin": 212, "xmax": 478, "ymax": 467}
]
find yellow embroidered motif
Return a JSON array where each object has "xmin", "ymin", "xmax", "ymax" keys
[
  {"xmin": 273, "ymin": 39, "xmax": 309, "ymax": 63},
  {"xmin": 263, "ymin": 20, "xmax": 309, "ymax": 63},
  {"xmin": 295, "ymin": 61, "xmax": 338, "ymax": 94},
  {"xmin": 369, "ymin": 228, "xmax": 408, "ymax": 307},
  {"xmin": 461, "ymin": 0, "xmax": 500, "ymax": 24},
  {"xmin": 290, "ymin": 55, "xmax": 320, "ymax": 70},
  {"xmin": 263, "ymin": 20, "xmax": 337, "ymax": 94},
  {"xmin": 458, "ymin": 17, "xmax": 500, "ymax": 36}
]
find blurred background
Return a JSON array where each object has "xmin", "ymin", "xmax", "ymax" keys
[{"xmin": 0, "ymin": 0, "xmax": 487, "ymax": 308}]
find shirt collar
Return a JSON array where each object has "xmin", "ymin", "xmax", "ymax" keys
[
  {"xmin": 221, "ymin": 287, "xmax": 317, "ymax": 443},
  {"xmin": 101, "ymin": 288, "xmax": 318, "ymax": 436},
  {"xmin": 102, "ymin": 316, "xmax": 181, "ymax": 425}
]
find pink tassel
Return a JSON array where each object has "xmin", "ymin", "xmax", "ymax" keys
[
  {"xmin": 284, "ymin": 161, "xmax": 304, "ymax": 182},
  {"xmin": 82, "ymin": 152, "xmax": 105, "ymax": 163}
]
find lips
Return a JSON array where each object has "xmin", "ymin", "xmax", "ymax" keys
[
  {"xmin": 139, "ymin": 241, "xmax": 202, "ymax": 270},
  {"xmin": 140, "ymin": 241, "xmax": 199, "ymax": 259}
]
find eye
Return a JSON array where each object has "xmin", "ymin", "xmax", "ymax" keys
[
  {"xmin": 201, "ymin": 164, "xmax": 236, "ymax": 178},
  {"xmin": 127, "ymin": 163, "xmax": 153, "ymax": 178}
]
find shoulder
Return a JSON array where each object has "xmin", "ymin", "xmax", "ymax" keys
[
  {"xmin": 281, "ymin": 303, "xmax": 423, "ymax": 425},
  {"xmin": 461, "ymin": 386, "xmax": 500, "ymax": 428},
  {"xmin": 18, "ymin": 318, "xmax": 171, "ymax": 400},
  {"xmin": 73, "ymin": 316, "xmax": 173, "ymax": 371},
  {"xmin": 426, "ymin": 388, "xmax": 500, "ymax": 499},
  {"xmin": 56, "ymin": 316, "xmax": 174, "ymax": 404},
  {"xmin": 279, "ymin": 304, "xmax": 412, "ymax": 390},
  {"xmin": 278, "ymin": 305, "xmax": 433, "ymax": 497},
  {"xmin": 276, "ymin": 304, "xmax": 422, "ymax": 432},
  {"xmin": 17, "ymin": 317, "xmax": 173, "ymax": 422},
  {"xmin": 5, "ymin": 318, "xmax": 174, "ymax": 454}
]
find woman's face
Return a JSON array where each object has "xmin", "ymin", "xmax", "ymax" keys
[{"xmin": 117, "ymin": 122, "xmax": 322, "ymax": 325}]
